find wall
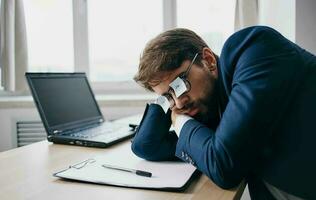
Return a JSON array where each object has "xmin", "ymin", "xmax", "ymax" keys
[
  {"xmin": 296, "ymin": 0, "xmax": 316, "ymax": 55},
  {"xmin": 0, "ymin": 108, "xmax": 40, "ymax": 151}
]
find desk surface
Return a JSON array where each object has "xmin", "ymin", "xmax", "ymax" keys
[{"xmin": 0, "ymin": 140, "xmax": 245, "ymax": 200}]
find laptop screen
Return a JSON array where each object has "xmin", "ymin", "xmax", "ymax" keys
[{"xmin": 26, "ymin": 73, "xmax": 103, "ymax": 134}]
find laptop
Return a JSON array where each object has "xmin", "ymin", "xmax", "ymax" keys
[{"xmin": 25, "ymin": 72, "xmax": 136, "ymax": 148}]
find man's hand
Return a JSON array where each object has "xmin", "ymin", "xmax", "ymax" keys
[
  {"xmin": 171, "ymin": 110, "xmax": 178, "ymax": 127},
  {"xmin": 171, "ymin": 110, "xmax": 193, "ymax": 137}
]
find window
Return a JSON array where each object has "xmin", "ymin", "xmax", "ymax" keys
[
  {"xmin": 88, "ymin": 0, "xmax": 163, "ymax": 82},
  {"xmin": 177, "ymin": 0, "xmax": 235, "ymax": 55},
  {"xmin": 24, "ymin": 0, "xmax": 74, "ymax": 72},
  {"xmin": 21, "ymin": 0, "xmax": 235, "ymax": 94}
]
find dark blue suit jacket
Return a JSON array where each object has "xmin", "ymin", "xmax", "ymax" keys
[{"xmin": 132, "ymin": 26, "xmax": 316, "ymax": 199}]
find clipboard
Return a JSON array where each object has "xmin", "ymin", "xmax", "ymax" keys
[{"xmin": 53, "ymin": 143, "xmax": 199, "ymax": 191}]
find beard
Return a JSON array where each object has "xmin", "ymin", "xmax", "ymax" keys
[{"xmin": 191, "ymin": 75, "xmax": 220, "ymax": 130}]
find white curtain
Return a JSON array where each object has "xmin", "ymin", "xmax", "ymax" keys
[
  {"xmin": 235, "ymin": 0, "xmax": 259, "ymax": 31},
  {"xmin": 0, "ymin": 0, "xmax": 28, "ymax": 92}
]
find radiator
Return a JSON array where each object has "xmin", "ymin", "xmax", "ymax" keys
[{"xmin": 16, "ymin": 121, "xmax": 46, "ymax": 147}]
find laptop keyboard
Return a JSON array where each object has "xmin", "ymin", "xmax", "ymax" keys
[{"xmin": 69, "ymin": 122, "xmax": 132, "ymax": 142}]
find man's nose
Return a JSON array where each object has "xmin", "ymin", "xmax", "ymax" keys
[{"xmin": 173, "ymin": 95, "xmax": 190, "ymax": 110}]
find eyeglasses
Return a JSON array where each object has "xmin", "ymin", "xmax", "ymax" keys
[
  {"xmin": 156, "ymin": 53, "xmax": 199, "ymax": 113},
  {"xmin": 70, "ymin": 158, "xmax": 96, "ymax": 169}
]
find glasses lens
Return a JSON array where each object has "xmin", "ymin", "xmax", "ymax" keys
[
  {"xmin": 156, "ymin": 94, "xmax": 175, "ymax": 113},
  {"xmin": 183, "ymin": 79, "xmax": 191, "ymax": 93},
  {"xmin": 166, "ymin": 94, "xmax": 175, "ymax": 109},
  {"xmin": 169, "ymin": 77, "xmax": 188, "ymax": 98}
]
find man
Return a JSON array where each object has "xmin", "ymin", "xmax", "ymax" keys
[{"xmin": 131, "ymin": 26, "xmax": 316, "ymax": 199}]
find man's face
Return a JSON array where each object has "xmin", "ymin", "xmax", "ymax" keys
[{"xmin": 152, "ymin": 52, "xmax": 218, "ymax": 123}]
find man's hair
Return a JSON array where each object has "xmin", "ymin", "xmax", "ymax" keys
[{"xmin": 134, "ymin": 28, "xmax": 209, "ymax": 91}]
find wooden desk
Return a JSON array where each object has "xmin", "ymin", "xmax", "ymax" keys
[{"xmin": 0, "ymin": 140, "xmax": 245, "ymax": 200}]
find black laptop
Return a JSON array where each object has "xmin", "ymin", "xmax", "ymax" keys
[{"xmin": 25, "ymin": 72, "xmax": 135, "ymax": 148}]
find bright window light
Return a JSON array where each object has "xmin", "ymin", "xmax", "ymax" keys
[
  {"xmin": 177, "ymin": 0, "xmax": 235, "ymax": 55},
  {"xmin": 88, "ymin": 0, "xmax": 163, "ymax": 82},
  {"xmin": 24, "ymin": 0, "xmax": 74, "ymax": 72}
]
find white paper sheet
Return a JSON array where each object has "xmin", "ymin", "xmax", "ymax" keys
[{"xmin": 54, "ymin": 143, "xmax": 197, "ymax": 190}]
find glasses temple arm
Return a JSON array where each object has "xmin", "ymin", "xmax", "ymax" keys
[{"xmin": 185, "ymin": 53, "xmax": 199, "ymax": 77}]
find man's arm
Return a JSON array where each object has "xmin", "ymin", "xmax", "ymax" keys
[
  {"xmin": 131, "ymin": 104, "xmax": 178, "ymax": 161},
  {"xmin": 175, "ymin": 49, "xmax": 306, "ymax": 189}
]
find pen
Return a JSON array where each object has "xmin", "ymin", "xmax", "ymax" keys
[
  {"xmin": 129, "ymin": 124, "xmax": 138, "ymax": 131},
  {"xmin": 102, "ymin": 164, "xmax": 152, "ymax": 177}
]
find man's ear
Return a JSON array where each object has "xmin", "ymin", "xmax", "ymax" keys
[{"xmin": 202, "ymin": 47, "xmax": 217, "ymax": 71}]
